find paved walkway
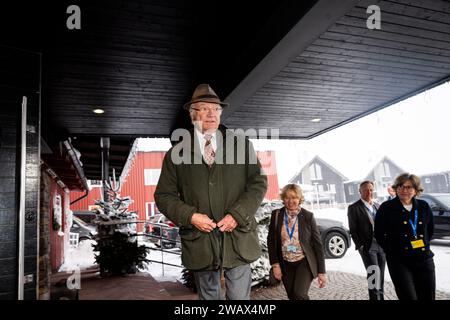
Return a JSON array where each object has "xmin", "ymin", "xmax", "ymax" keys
[
  {"xmin": 50, "ymin": 268, "xmax": 197, "ymax": 300},
  {"xmin": 51, "ymin": 268, "xmax": 450, "ymax": 300},
  {"xmin": 251, "ymin": 271, "xmax": 450, "ymax": 300}
]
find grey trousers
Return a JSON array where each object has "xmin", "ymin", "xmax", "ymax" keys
[
  {"xmin": 358, "ymin": 244, "xmax": 386, "ymax": 300},
  {"xmin": 194, "ymin": 264, "xmax": 252, "ymax": 300}
]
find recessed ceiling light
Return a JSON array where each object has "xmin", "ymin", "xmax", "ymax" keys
[
  {"xmin": 311, "ymin": 118, "xmax": 321, "ymax": 122},
  {"xmin": 93, "ymin": 108, "xmax": 105, "ymax": 114}
]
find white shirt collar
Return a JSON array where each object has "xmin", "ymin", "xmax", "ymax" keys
[{"xmin": 361, "ymin": 199, "xmax": 375, "ymax": 212}]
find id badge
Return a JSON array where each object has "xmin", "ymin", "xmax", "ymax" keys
[
  {"xmin": 410, "ymin": 239, "xmax": 425, "ymax": 249},
  {"xmin": 287, "ymin": 245, "xmax": 297, "ymax": 253}
]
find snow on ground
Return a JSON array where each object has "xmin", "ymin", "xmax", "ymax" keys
[
  {"xmin": 137, "ymin": 239, "xmax": 184, "ymax": 283},
  {"xmin": 59, "ymin": 239, "xmax": 97, "ymax": 272},
  {"xmin": 62, "ymin": 209, "xmax": 450, "ymax": 293}
]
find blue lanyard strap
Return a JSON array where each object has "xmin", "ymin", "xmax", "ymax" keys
[
  {"xmin": 408, "ymin": 209, "xmax": 418, "ymax": 238},
  {"xmin": 284, "ymin": 212, "xmax": 298, "ymax": 241}
]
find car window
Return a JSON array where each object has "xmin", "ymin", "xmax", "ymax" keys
[
  {"xmin": 73, "ymin": 216, "xmax": 87, "ymax": 226},
  {"xmin": 148, "ymin": 215, "xmax": 161, "ymax": 223},
  {"xmin": 433, "ymin": 194, "xmax": 450, "ymax": 209},
  {"xmin": 421, "ymin": 197, "xmax": 437, "ymax": 208}
]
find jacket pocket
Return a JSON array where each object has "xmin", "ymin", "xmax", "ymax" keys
[
  {"xmin": 178, "ymin": 228, "xmax": 213, "ymax": 270},
  {"xmin": 230, "ymin": 220, "xmax": 261, "ymax": 263}
]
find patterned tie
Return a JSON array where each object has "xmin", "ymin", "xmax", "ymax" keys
[{"xmin": 203, "ymin": 134, "xmax": 215, "ymax": 167}]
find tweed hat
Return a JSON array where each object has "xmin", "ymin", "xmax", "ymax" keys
[{"xmin": 183, "ymin": 84, "xmax": 229, "ymax": 110}]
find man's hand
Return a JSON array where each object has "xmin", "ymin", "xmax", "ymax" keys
[
  {"xmin": 191, "ymin": 213, "xmax": 216, "ymax": 232},
  {"xmin": 217, "ymin": 214, "xmax": 238, "ymax": 233}
]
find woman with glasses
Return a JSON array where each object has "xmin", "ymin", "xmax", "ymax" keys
[{"xmin": 374, "ymin": 173, "xmax": 435, "ymax": 300}]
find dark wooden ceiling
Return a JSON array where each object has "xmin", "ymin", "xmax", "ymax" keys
[
  {"xmin": 2, "ymin": 0, "xmax": 450, "ymax": 179},
  {"xmin": 224, "ymin": 0, "xmax": 450, "ymax": 138}
]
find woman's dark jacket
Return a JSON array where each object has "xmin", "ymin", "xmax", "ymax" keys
[
  {"xmin": 374, "ymin": 196, "xmax": 434, "ymax": 262},
  {"xmin": 267, "ymin": 207, "xmax": 326, "ymax": 277}
]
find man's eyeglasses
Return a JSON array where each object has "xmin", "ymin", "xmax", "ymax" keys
[
  {"xmin": 398, "ymin": 185, "xmax": 414, "ymax": 191},
  {"xmin": 191, "ymin": 106, "xmax": 223, "ymax": 113}
]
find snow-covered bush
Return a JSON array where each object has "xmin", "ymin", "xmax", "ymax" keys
[{"xmin": 250, "ymin": 200, "xmax": 283, "ymax": 285}]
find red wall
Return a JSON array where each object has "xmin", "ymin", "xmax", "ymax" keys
[
  {"xmin": 49, "ymin": 179, "xmax": 71, "ymax": 271},
  {"xmin": 70, "ymin": 150, "xmax": 280, "ymax": 231},
  {"xmin": 257, "ymin": 151, "xmax": 280, "ymax": 200},
  {"xmin": 120, "ymin": 152, "xmax": 166, "ymax": 231}
]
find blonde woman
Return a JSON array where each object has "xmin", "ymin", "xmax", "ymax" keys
[{"xmin": 267, "ymin": 184, "xmax": 327, "ymax": 300}]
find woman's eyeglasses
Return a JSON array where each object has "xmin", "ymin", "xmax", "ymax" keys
[{"xmin": 397, "ymin": 185, "xmax": 414, "ymax": 191}]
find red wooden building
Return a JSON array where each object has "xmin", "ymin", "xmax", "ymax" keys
[{"xmin": 70, "ymin": 150, "xmax": 279, "ymax": 231}]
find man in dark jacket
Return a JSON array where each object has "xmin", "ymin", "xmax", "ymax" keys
[
  {"xmin": 347, "ymin": 180, "xmax": 386, "ymax": 300},
  {"xmin": 155, "ymin": 84, "xmax": 268, "ymax": 300}
]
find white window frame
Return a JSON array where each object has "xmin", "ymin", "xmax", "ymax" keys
[
  {"xmin": 309, "ymin": 163, "xmax": 322, "ymax": 180},
  {"xmin": 382, "ymin": 162, "xmax": 391, "ymax": 178},
  {"xmin": 89, "ymin": 179, "xmax": 102, "ymax": 187},
  {"xmin": 348, "ymin": 185, "xmax": 355, "ymax": 195},
  {"xmin": 329, "ymin": 184, "xmax": 336, "ymax": 194},
  {"xmin": 145, "ymin": 202, "xmax": 157, "ymax": 220},
  {"xmin": 144, "ymin": 169, "xmax": 161, "ymax": 186},
  {"xmin": 69, "ymin": 232, "xmax": 79, "ymax": 247}
]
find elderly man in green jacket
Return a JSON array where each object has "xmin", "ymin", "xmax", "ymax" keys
[{"xmin": 155, "ymin": 84, "xmax": 268, "ymax": 300}]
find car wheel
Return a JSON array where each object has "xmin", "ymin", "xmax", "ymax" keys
[{"xmin": 324, "ymin": 231, "xmax": 347, "ymax": 259}]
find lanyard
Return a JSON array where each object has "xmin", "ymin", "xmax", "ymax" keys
[
  {"xmin": 408, "ymin": 209, "xmax": 419, "ymax": 238},
  {"xmin": 284, "ymin": 212, "xmax": 298, "ymax": 242}
]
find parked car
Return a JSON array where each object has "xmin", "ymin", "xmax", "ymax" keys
[
  {"xmin": 316, "ymin": 218, "xmax": 351, "ymax": 259},
  {"xmin": 418, "ymin": 193, "xmax": 450, "ymax": 239},
  {"xmin": 71, "ymin": 216, "xmax": 96, "ymax": 242},
  {"xmin": 144, "ymin": 214, "xmax": 180, "ymax": 249},
  {"xmin": 73, "ymin": 210, "xmax": 97, "ymax": 225}
]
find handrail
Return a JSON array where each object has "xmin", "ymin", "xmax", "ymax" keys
[{"xmin": 141, "ymin": 221, "xmax": 184, "ymax": 274}]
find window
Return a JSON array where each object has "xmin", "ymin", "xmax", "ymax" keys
[
  {"xmin": 146, "ymin": 202, "xmax": 157, "ymax": 219},
  {"xmin": 309, "ymin": 163, "xmax": 322, "ymax": 180},
  {"xmin": 421, "ymin": 197, "xmax": 436, "ymax": 208},
  {"xmin": 329, "ymin": 184, "xmax": 336, "ymax": 193},
  {"xmin": 144, "ymin": 169, "xmax": 161, "ymax": 186},
  {"xmin": 424, "ymin": 178, "xmax": 431, "ymax": 184},
  {"xmin": 382, "ymin": 162, "xmax": 391, "ymax": 177},
  {"xmin": 89, "ymin": 180, "xmax": 102, "ymax": 187},
  {"xmin": 348, "ymin": 185, "xmax": 355, "ymax": 195},
  {"xmin": 69, "ymin": 232, "xmax": 79, "ymax": 247}
]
